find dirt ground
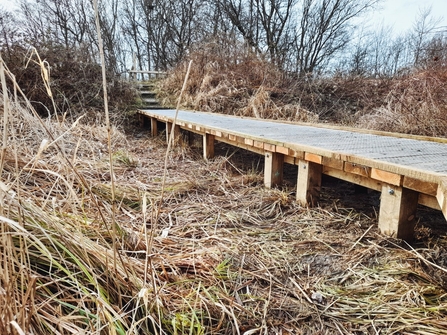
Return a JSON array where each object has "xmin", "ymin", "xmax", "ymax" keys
[{"xmin": 121, "ymin": 121, "xmax": 447, "ymax": 334}]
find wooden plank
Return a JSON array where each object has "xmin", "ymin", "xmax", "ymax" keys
[
  {"xmin": 229, "ymin": 134, "xmax": 237, "ymax": 141},
  {"xmin": 203, "ymin": 134, "xmax": 215, "ymax": 160},
  {"xmin": 284, "ymin": 156, "xmax": 296, "ymax": 165},
  {"xmin": 264, "ymin": 143, "xmax": 276, "ymax": 152},
  {"xmin": 419, "ymin": 194, "xmax": 441, "ymax": 210},
  {"xmin": 323, "ymin": 166, "xmax": 382, "ymax": 192},
  {"xmin": 215, "ymin": 137, "xmax": 265, "ymax": 155},
  {"xmin": 297, "ymin": 159, "xmax": 322, "ymax": 207},
  {"xmin": 210, "ymin": 129, "xmax": 221, "ymax": 137},
  {"xmin": 254, "ymin": 140, "xmax": 264, "ymax": 149},
  {"xmin": 150, "ymin": 118, "xmax": 158, "ymax": 137},
  {"xmin": 304, "ymin": 153, "xmax": 322, "ymax": 164},
  {"xmin": 403, "ymin": 176, "xmax": 438, "ymax": 196},
  {"xmin": 322, "ymin": 156, "xmax": 344, "ymax": 170},
  {"xmin": 345, "ymin": 162, "xmax": 371, "ymax": 178},
  {"xmin": 378, "ymin": 185, "xmax": 419, "ymax": 242},
  {"xmin": 276, "ymin": 146, "xmax": 290, "ymax": 155},
  {"xmin": 264, "ymin": 152, "xmax": 283, "ymax": 188},
  {"xmin": 436, "ymin": 178, "xmax": 447, "ymax": 221},
  {"xmin": 245, "ymin": 138, "xmax": 254, "ymax": 146},
  {"xmin": 371, "ymin": 168, "xmax": 402, "ymax": 186},
  {"xmin": 236, "ymin": 136, "xmax": 245, "ymax": 144},
  {"xmin": 290, "ymin": 149, "xmax": 304, "ymax": 159}
]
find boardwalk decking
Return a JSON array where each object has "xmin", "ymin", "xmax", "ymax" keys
[{"xmin": 138, "ymin": 108, "xmax": 447, "ymax": 241}]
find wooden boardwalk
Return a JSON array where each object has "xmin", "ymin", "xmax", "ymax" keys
[{"xmin": 138, "ymin": 108, "xmax": 447, "ymax": 241}]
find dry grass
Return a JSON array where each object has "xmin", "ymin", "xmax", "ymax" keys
[
  {"xmin": 2, "ymin": 59, "xmax": 447, "ymax": 334},
  {"xmin": 159, "ymin": 39, "xmax": 319, "ymax": 123},
  {"xmin": 356, "ymin": 68, "xmax": 447, "ymax": 137},
  {"xmin": 159, "ymin": 40, "xmax": 447, "ymax": 137}
]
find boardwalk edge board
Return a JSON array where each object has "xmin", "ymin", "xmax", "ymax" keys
[{"xmin": 138, "ymin": 109, "xmax": 447, "ymax": 241}]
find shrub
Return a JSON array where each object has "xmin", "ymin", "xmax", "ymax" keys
[{"xmin": 1, "ymin": 42, "xmax": 137, "ymax": 119}]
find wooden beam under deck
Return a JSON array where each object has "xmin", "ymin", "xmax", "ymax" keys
[{"xmin": 139, "ymin": 109, "xmax": 447, "ymax": 241}]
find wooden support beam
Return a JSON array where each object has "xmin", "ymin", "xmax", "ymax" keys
[
  {"xmin": 203, "ymin": 133, "xmax": 215, "ymax": 160},
  {"xmin": 166, "ymin": 122, "xmax": 181, "ymax": 145},
  {"xmin": 150, "ymin": 118, "xmax": 158, "ymax": 137},
  {"xmin": 264, "ymin": 152, "xmax": 284, "ymax": 188},
  {"xmin": 419, "ymin": 194, "xmax": 441, "ymax": 210},
  {"xmin": 304, "ymin": 153, "xmax": 322, "ymax": 164},
  {"xmin": 323, "ymin": 166, "xmax": 382, "ymax": 192},
  {"xmin": 436, "ymin": 178, "xmax": 447, "ymax": 221},
  {"xmin": 404, "ymin": 176, "xmax": 437, "ymax": 196},
  {"xmin": 371, "ymin": 168, "xmax": 402, "ymax": 186},
  {"xmin": 378, "ymin": 185, "xmax": 419, "ymax": 241},
  {"xmin": 165, "ymin": 122, "xmax": 172, "ymax": 144},
  {"xmin": 345, "ymin": 162, "xmax": 371, "ymax": 178},
  {"xmin": 297, "ymin": 160, "xmax": 322, "ymax": 207}
]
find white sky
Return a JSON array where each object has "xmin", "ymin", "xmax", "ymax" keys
[{"xmin": 365, "ymin": 0, "xmax": 447, "ymax": 35}]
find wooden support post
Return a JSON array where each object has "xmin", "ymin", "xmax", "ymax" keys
[
  {"xmin": 203, "ymin": 133, "xmax": 215, "ymax": 160},
  {"xmin": 166, "ymin": 123, "xmax": 181, "ymax": 145},
  {"xmin": 150, "ymin": 118, "xmax": 158, "ymax": 137},
  {"xmin": 165, "ymin": 122, "xmax": 172, "ymax": 144},
  {"xmin": 138, "ymin": 114, "xmax": 145, "ymax": 127},
  {"xmin": 436, "ymin": 178, "xmax": 447, "ymax": 222},
  {"xmin": 173, "ymin": 125, "xmax": 181, "ymax": 144},
  {"xmin": 296, "ymin": 160, "xmax": 322, "ymax": 207},
  {"xmin": 264, "ymin": 152, "xmax": 283, "ymax": 188},
  {"xmin": 378, "ymin": 185, "xmax": 419, "ymax": 241}
]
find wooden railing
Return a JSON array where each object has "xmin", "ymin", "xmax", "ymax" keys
[{"xmin": 128, "ymin": 70, "xmax": 166, "ymax": 81}]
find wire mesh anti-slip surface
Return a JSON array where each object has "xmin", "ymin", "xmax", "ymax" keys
[{"xmin": 141, "ymin": 109, "xmax": 447, "ymax": 175}]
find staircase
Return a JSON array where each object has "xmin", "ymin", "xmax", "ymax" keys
[{"xmin": 138, "ymin": 81, "xmax": 162, "ymax": 109}]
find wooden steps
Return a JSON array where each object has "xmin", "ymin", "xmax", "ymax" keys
[{"xmin": 137, "ymin": 82, "xmax": 163, "ymax": 109}]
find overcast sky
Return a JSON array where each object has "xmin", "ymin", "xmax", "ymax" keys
[
  {"xmin": 1, "ymin": 0, "xmax": 446, "ymax": 36},
  {"xmin": 366, "ymin": 0, "xmax": 447, "ymax": 35}
]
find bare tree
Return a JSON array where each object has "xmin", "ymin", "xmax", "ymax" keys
[
  {"xmin": 255, "ymin": 0, "xmax": 296, "ymax": 66},
  {"xmin": 292, "ymin": 0, "xmax": 381, "ymax": 76},
  {"xmin": 410, "ymin": 6, "xmax": 442, "ymax": 67},
  {"xmin": 216, "ymin": 0, "xmax": 296, "ymax": 68},
  {"xmin": 0, "ymin": 7, "xmax": 20, "ymax": 58}
]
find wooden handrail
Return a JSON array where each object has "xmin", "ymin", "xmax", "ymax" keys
[
  {"xmin": 128, "ymin": 70, "xmax": 166, "ymax": 74},
  {"xmin": 128, "ymin": 70, "xmax": 167, "ymax": 81}
]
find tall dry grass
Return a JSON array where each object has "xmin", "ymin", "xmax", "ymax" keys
[
  {"xmin": 2, "ymin": 49, "xmax": 447, "ymax": 334},
  {"xmin": 159, "ymin": 39, "xmax": 447, "ymax": 137},
  {"xmin": 159, "ymin": 38, "xmax": 319, "ymax": 123},
  {"xmin": 356, "ymin": 68, "xmax": 447, "ymax": 137}
]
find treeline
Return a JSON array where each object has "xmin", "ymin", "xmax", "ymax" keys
[{"xmin": 1, "ymin": 0, "xmax": 446, "ymax": 77}]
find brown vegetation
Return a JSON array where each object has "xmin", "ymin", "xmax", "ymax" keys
[
  {"xmin": 356, "ymin": 67, "xmax": 447, "ymax": 137},
  {"xmin": 2, "ymin": 56, "xmax": 447, "ymax": 334},
  {"xmin": 159, "ymin": 40, "xmax": 319, "ymax": 123},
  {"xmin": 160, "ymin": 41, "xmax": 447, "ymax": 138},
  {"xmin": 1, "ymin": 43, "xmax": 137, "ymax": 119}
]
